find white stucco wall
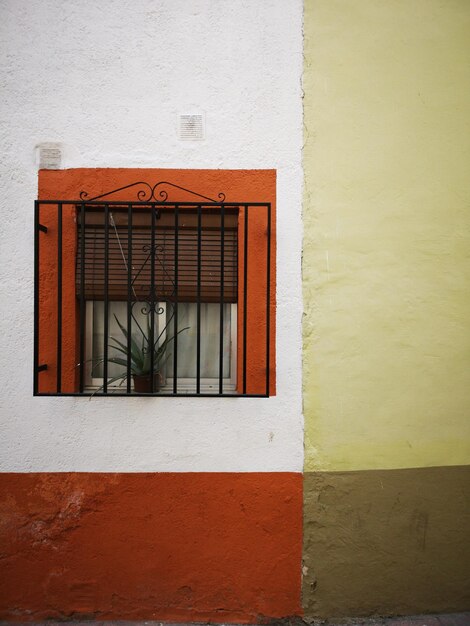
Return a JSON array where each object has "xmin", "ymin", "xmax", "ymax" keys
[{"xmin": 0, "ymin": 0, "xmax": 303, "ymax": 471}]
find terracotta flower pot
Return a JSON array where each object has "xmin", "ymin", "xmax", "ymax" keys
[{"xmin": 133, "ymin": 371, "xmax": 162, "ymax": 393}]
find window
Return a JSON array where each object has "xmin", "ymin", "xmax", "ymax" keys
[
  {"xmin": 34, "ymin": 178, "xmax": 274, "ymax": 397},
  {"xmin": 77, "ymin": 202, "xmax": 238, "ymax": 394}
]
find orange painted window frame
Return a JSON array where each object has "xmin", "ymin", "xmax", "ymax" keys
[{"xmin": 37, "ymin": 168, "xmax": 276, "ymax": 396}]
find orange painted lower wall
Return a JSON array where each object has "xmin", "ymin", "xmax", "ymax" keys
[{"xmin": 0, "ymin": 473, "xmax": 302, "ymax": 622}]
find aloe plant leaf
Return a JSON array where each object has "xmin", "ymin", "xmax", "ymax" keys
[
  {"xmin": 154, "ymin": 326, "xmax": 190, "ymax": 353},
  {"xmin": 109, "ymin": 336, "xmax": 143, "ymax": 369},
  {"xmin": 90, "ymin": 374, "xmax": 127, "ymax": 397},
  {"xmin": 106, "ymin": 356, "xmax": 140, "ymax": 373},
  {"xmin": 113, "ymin": 315, "xmax": 143, "ymax": 361},
  {"xmin": 90, "ymin": 311, "xmax": 190, "ymax": 385},
  {"xmin": 129, "ymin": 310, "xmax": 149, "ymax": 345}
]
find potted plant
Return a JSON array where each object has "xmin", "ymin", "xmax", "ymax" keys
[{"xmin": 92, "ymin": 310, "xmax": 189, "ymax": 393}]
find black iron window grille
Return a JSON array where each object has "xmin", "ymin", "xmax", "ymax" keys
[{"xmin": 34, "ymin": 182, "xmax": 273, "ymax": 397}]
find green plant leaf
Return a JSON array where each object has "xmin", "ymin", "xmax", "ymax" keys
[
  {"xmin": 90, "ymin": 311, "xmax": 191, "ymax": 382},
  {"xmin": 90, "ymin": 373, "xmax": 127, "ymax": 397},
  {"xmin": 113, "ymin": 315, "xmax": 143, "ymax": 363},
  {"xmin": 154, "ymin": 326, "xmax": 190, "ymax": 354},
  {"xmin": 109, "ymin": 336, "xmax": 144, "ymax": 370},
  {"xmin": 106, "ymin": 356, "xmax": 140, "ymax": 373}
]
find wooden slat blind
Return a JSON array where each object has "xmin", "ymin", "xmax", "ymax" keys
[{"xmin": 76, "ymin": 206, "xmax": 238, "ymax": 303}]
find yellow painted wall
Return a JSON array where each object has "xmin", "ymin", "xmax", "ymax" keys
[{"xmin": 303, "ymin": 0, "xmax": 470, "ymax": 471}]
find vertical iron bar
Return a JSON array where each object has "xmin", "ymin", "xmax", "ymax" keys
[
  {"xmin": 79, "ymin": 203, "xmax": 86, "ymax": 393},
  {"xmin": 218, "ymin": 204, "xmax": 225, "ymax": 395},
  {"xmin": 196, "ymin": 204, "xmax": 202, "ymax": 394},
  {"xmin": 243, "ymin": 205, "xmax": 248, "ymax": 395},
  {"xmin": 56, "ymin": 203, "xmax": 63, "ymax": 393},
  {"xmin": 103, "ymin": 204, "xmax": 109, "ymax": 393},
  {"xmin": 33, "ymin": 200, "xmax": 40, "ymax": 395},
  {"xmin": 127, "ymin": 204, "xmax": 132, "ymax": 394},
  {"xmin": 150, "ymin": 206, "xmax": 156, "ymax": 392},
  {"xmin": 173, "ymin": 205, "xmax": 179, "ymax": 394},
  {"xmin": 266, "ymin": 203, "xmax": 271, "ymax": 397}
]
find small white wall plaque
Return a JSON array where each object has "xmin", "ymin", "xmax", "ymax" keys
[
  {"xmin": 37, "ymin": 143, "xmax": 62, "ymax": 169},
  {"xmin": 178, "ymin": 114, "xmax": 204, "ymax": 140}
]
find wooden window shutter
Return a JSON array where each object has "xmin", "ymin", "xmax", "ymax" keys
[{"xmin": 76, "ymin": 206, "xmax": 238, "ymax": 303}]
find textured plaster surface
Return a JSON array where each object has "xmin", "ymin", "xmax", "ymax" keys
[
  {"xmin": 2, "ymin": 618, "xmax": 470, "ymax": 626},
  {"xmin": 1, "ymin": 618, "xmax": 470, "ymax": 626},
  {"xmin": 0, "ymin": 0, "xmax": 303, "ymax": 472},
  {"xmin": 303, "ymin": 466, "xmax": 470, "ymax": 619},
  {"xmin": 0, "ymin": 472, "xmax": 302, "ymax": 622},
  {"xmin": 303, "ymin": 0, "xmax": 470, "ymax": 471}
]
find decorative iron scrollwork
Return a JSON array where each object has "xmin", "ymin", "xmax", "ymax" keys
[{"xmin": 80, "ymin": 181, "xmax": 226, "ymax": 203}]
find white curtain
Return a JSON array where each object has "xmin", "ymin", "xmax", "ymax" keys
[{"xmin": 167, "ymin": 302, "xmax": 231, "ymax": 379}]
